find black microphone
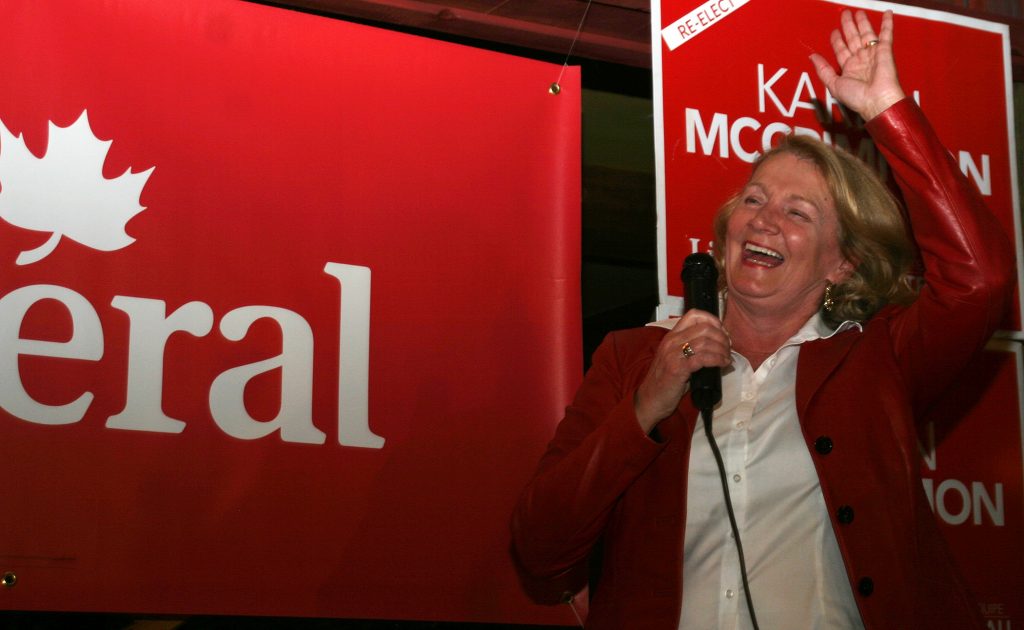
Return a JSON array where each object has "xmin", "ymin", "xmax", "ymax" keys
[{"xmin": 682, "ymin": 253, "xmax": 721, "ymax": 411}]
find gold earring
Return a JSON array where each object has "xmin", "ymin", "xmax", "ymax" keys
[{"xmin": 823, "ymin": 283, "xmax": 835, "ymax": 312}]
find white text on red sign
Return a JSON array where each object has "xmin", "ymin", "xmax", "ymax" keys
[{"xmin": 0, "ymin": 263, "xmax": 385, "ymax": 449}]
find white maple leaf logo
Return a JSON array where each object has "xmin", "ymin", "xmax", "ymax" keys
[{"xmin": 0, "ymin": 111, "xmax": 154, "ymax": 265}]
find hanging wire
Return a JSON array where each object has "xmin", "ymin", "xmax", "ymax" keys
[{"xmin": 550, "ymin": 0, "xmax": 594, "ymax": 94}]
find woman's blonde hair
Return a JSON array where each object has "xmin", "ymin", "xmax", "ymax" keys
[{"xmin": 712, "ymin": 134, "xmax": 918, "ymax": 327}]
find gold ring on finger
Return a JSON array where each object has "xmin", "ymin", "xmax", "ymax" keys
[{"xmin": 681, "ymin": 342, "xmax": 695, "ymax": 359}]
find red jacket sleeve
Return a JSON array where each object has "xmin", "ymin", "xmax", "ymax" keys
[
  {"xmin": 510, "ymin": 327, "xmax": 667, "ymax": 583},
  {"xmin": 866, "ymin": 98, "xmax": 1016, "ymax": 417}
]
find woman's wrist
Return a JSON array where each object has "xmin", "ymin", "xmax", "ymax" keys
[{"xmin": 861, "ymin": 88, "xmax": 907, "ymax": 122}]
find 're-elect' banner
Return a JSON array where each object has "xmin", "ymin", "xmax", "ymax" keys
[
  {"xmin": 0, "ymin": 0, "xmax": 582, "ymax": 625},
  {"xmin": 653, "ymin": 0, "xmax": 1023, "ymax": 627}
]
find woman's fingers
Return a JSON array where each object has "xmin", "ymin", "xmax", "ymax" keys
[
  {"xmin": 675, "ymin": 331, "xmax": 731, "ymax": 368},
  {"xmin": 855, "ymin": 9, "xmax": 880, "ymax": 46},
  {"xmin": 829, "ymin": 28, "xmax": 851, "ymax": 69},
  {"xmin": 667, "ymin": 311, "xmax": 731, "ymax": 368},
  {"xmin": 634, "ymin": 312, "xmax": 732, "ymax": 430},
  {"xmin": 840, "ymin": 9, "xmax": 862, "ymax": 51}
]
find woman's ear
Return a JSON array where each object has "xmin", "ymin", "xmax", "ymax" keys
[{"xmin": 828, "ymin": 257, "xmax": 857, "ymax": 285}]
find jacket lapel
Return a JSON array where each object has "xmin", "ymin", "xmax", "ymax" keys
[{"xmin": 796, "ymin": 329, "xmax": 861, "ymax": 418}]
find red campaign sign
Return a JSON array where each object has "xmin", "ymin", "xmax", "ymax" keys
[
  {"xmin": 0, "ymin": 0, "xmax": 582, "ymax": 624},
  {"xmin": 922, "ymin": 341, "xmax": 1024, "ymax": 629},
  {"xmin": 652, "ymin": 0, "xmax": 1022, "ymax": 332},
  {"xmin": 653, "ymin": 0, "xmax": 1024, "ymax": 627}
]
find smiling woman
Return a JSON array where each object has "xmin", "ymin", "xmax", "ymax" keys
[
  {"xmin": 719, "ymin": 150, "xmax": 855, "ymax": 362},
  {"xmin": 512, "ymin": 9, "xmax": 1016, "ymax": 630},
  {"xmin": 713, "ymin": 133, "xmax": 918, "ymax": 332}
]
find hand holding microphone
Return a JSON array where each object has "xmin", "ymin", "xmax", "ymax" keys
[{"xmin": 633, "ymin": 253, "xmax": 730, "ymax": 432}]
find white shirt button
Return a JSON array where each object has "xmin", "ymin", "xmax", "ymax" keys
[
  {"xmin": 741, "ymin": 391, "xmax": 753, "ymax": 401},
  {"xmin": 726, "ymin": 589, "xmax": 735, "ymax": 599},
  {"xmin": 732, "ymin": 474, "xmax": 742, "ymax": 483}
]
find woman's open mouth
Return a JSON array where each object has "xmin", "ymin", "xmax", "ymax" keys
[{"xmin": 743, "ymin": 242, "xmax": 784, "ymax": 267}]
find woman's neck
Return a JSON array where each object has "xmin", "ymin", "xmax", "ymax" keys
[{"xmin": 723, "ymin": 298, "xmax": 818, "ymax": 370}]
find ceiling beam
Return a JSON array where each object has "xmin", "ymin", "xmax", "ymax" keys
[
  {"xmin": 276, "ymin": 0, "xmax": 652, "ymax": 67},
  {"xmin": 278, "ymin": 0, "xmax": 1023, "ymax": 79}
]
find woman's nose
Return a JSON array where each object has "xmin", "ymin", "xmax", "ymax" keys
[{"xmin": 749, "ymin": 204, "xmax": 781, "ymax": 232}]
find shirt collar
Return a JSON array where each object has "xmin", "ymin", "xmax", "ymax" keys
[
  {"xmin": 645, "ymin": 312, "xmax": 862, "ymax": 342},
  {"xmin": 796, "ymin": 313, "xmax": 862, "ymax": 343}
]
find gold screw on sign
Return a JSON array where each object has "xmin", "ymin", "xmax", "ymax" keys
[{"xmin": 2, "ymin": 572, "xmax": 17, "ymax": 588}]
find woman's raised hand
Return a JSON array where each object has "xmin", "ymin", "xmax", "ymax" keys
[
  {"xmin": 810, "ymin": 9, "xmax": 906, "ymax": 121},
  {"xmin": 633, "ymin": 310, "xmax": 732, "ymax": 434}
]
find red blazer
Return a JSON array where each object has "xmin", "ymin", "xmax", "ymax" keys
[{"xmin": 511, "ymin": 100, "xmax": 1016, "ymax": 629}]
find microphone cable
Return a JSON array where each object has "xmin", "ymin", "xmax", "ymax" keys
[{"xmin": 701, "ymin": 406, "xmax": 761, "ymax": 630}]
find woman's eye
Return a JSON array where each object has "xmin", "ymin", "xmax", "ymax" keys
[{"xmin": 787, "ymin": 208, "xmax": 809, "ymax": 220}]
